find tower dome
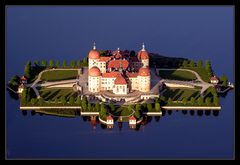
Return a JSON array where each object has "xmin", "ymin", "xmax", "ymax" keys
[
  {"xmin": 89, "ymin": 66, "xmax": 101, "ymax": 77},
  {"xmin": 138, "ymin": 66, "xmax": 150, "ymax": 76},
  {"xmin": 88, "ymin": 42, "xmax": 100, "ymax": 59},
  {"xmin": 137, "ymin": 43, "xmax": 149, "ymax": 60}
]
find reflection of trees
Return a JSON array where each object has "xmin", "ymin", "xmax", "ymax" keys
[
  {"xmin": 135, "ymin": 124, "xmax": 141, "ymax": 131},
  {"xmin": 213, "ymin": 111, "xmax": 219, "ymax": 116},
  {"xmin": 22, "ymin": 110, "xmax": 27, "ymax": 116},
  {"xmin": 190, "ymin": 110, "xmax": 195, "ymax": 116},
  {"xmin": 154, "ymin": 116, "xmax": 160, "ymax": 122},
  {"xmin": 100, "ymin": 124, "xmax": 107, "ymax": 129},
  {"xmin": 7, "ymin": 89, "xmax": 19, "ymax": 100},
  {"xmin": 31, "ymin": 110, "xmax": 36, "ymax": 116},
  {"xmin": 197, "ymin": 110, "xmax": 203, "ymax": 116},
  {"xmin": 182, "ymin": 110, "xmax": 187, "ymax": 115},
  {"xmin": 118, "ymin": 122, "xmax": 122, "ymax": 131},
  {"xmin": 161, "ymin": 110, "xmax": 166, "ymax": 116},
  {"xmin": 167, "ymin": 110, "xmax": 172, "ymax": 115},
  {"xmin": 205, "ymin": 110, "xmax": 211, "ymax": 116},
  {"xmin": 147, "ymin": 116, "xmax": 152, "ymax": 123},
  {"xmin": 82, "ymin": 116, "xmax": 88, "ymax": 122}
]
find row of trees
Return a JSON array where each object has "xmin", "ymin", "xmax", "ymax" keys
[
  {"xmin": 36, "ymin": 58, "xmax": 88, "ymax": 68},
  {"xmin": 167, "ymin": 96, "xmax": 219, "ymax": 106},
  {"xmin": 182, "ymin": 59, "xmax": 213, "ymax": 77}
]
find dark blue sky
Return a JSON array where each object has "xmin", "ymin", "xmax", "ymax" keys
[{"xmin": 6, "ymin": 6, "xmax": 233, "ymax": 80}]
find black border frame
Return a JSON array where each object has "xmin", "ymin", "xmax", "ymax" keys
[{"xmin": 2, "ymin": 0, "xmax": 238, "ymax": 160}]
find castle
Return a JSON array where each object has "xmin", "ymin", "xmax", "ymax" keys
[{"xmin": 88, "ymin": 42, "xmax": 151, "ymax": 95}]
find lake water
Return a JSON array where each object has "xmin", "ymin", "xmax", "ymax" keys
[{"xmin": 6, "ymin": 6, "xmax": 234, "ymax": 159}]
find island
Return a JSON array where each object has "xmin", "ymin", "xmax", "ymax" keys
[{"xmin": 7, "ymin": 42, "xmax": 234, "ymax": 129}]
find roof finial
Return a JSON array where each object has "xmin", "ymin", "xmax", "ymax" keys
[
  {"xmin": 142, "ymin": 42, "xmax": 145, "ymax": 51},
  {"xmin": 93, "ymin": 41, "xmax": 96, "ymax": 50},
  {"xmin": 117, "ymin": 47, "xmax": 120, "ymax": 52}
]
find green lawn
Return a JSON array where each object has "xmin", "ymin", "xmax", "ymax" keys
[
  {"xmin": 162, "ymin": 87, "xmax": 200, "ymax": 101},
  {"xmin": 39, "ymin": 88, "xmax": 78, "ymax": 101},
  {"xmin": 158, "ymin": 70, "xmax": 196, "ymax": 81},
  {"xmin": 180, "ymin": 67, "xmax": 210, "ymax": 83},
  {"xmin": 40, "ymin": 70, "xmax": 78, "ymax": 81},
  {"xmin": 36, "ymin": 109, "xmax": 77, "ymax": 117}
]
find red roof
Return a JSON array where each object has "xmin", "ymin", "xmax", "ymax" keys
[
  {"xmin": 102, "ymin": 72, "xmax": 119, "ymax": 78},
  {"xmin": 137, "ymin": 50, "xmax": 149, "ymax": 60},
  {"xmin": 21, "ymin": 76, "xmax": 27, "ymax": 81},
  {"xmin": 210, "ymin": 75, "xmax": 219, "ymax": 81},
  {"xmin": 107, "ymin": 115, "xmax": 113, "ymax": 121},
  {"xmin": 108, "ymin": 60, "xmax": 129, "ymax": 69},
  {"xmin": 126, "ymin": 72, "xmax": 138, "ymax": 78},
  {"xmin": 99, "ymin": 56, "xmax": 111, "ymax": 62},
  {"xmin": 138, "ymin": 67, "xmax": 150, "ymax": 76},
  {"xmin": 88, "ymin": 50, "xmax": 100, "ymax": 59},
  {"xmin": 89, "ymin": 67, "xmax": 101, "ymax": 77},
  {"xmin": 129, "ymin": 116, "xmax": 136, "ymax": 121},
  {"xmin": 114, "ymin": 74, "xmax": 127, "ymax": 85}
]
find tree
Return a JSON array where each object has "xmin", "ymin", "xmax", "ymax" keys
[
  {"xmin": 134, "ymin": 109, "xmax": 141, "ymax": 119},
  {"xmin": 197, "ymin": 97, "xmax": 203, "ymax": 105},
  {"xmin": 88, "ymin": 102, "xmax": 92, "ymax": 111},
  {"xmin": 10, "ymin": 75, "xmax": 20, "ymax": 86},
  {"xmin": 54, "ymin": 98, "xmax": 58, "ymax": 105},
  {"xmin": 182, "ymin": 97, "xmax": 187, "ymax": 105},
  {"xmin": 38, "ymin": 97, "xmax": 44, "ymax": 106},
  {"xmin": 31, "ymin": 98, "xmax": 37, "ymax": 105},
  {"xmin": 190, "ymin": 97, "xmax": 195, "ymax": 105},
  {"xmin": 155, "ymin": 102, "xmax": 161, "ymax": 112},
  {"xmin": 100, "ymin": 103, "xmax": 107, "ymax": 118},
  {"xmin": 60, "ymin": 96, "xmax": 66, "ymax": 105},
  {"xmin": 82, "ymin": 99, "xmax": 87, "ymax": 111},
  {"xmin": 34, "ymin": 60, "xmax": 39, "ymax": 66},
  {"xmin": 147, "ymin": 103, "xmax": 152, "ymax": 112},
  {"xmin": 76, "ymin": 96, "xmax": 82, "ymax": 106},
  {"xmin": 130, "ymin": 50, "xmax": 136, "ymax": 57},
  {"xmin": 109, "ymin": 103, "xmax": 115, "ymax": 111},
  {"xmin": 136, "ymin": 104, "xmax": 141, "ymax": 111},
  {"xmin": 100, "ymin": 50, "xmax": 106, "ymax": 56},
  {"xmin": 220, "ymin": 75, "xmax": 228, "ymax": 87},
  {"xmin": 95, "ymin": 103, "xmax": 100, "ymax": 111},
  {"xmin": 70, "ymin": 60, "xmax": 75, "ymax": 68},
  {"xmin": 159, "ymin": 96, "xmax": 166, "ymax": 104},
  {"xmin": 205, "ymin": 97, "xmax": 211, "ymax": 106},
  {"xmin": 128, "ymin": 104, "xmax": 134, "ymax": 112},
  {"xmin": 55, "ymin": 60, "xmax": 60, "ymax": 68},
  {"xmin": 41, "ymin": 60, "xmax": 47, "ymax": 67},
  {"xmin": 168, "ymin": 98, "xmax": 173, "ymax": 105},
  {"xmin": 69, "ymin": 96, "xmax": 75, "ymax": 105},
  {"xmin": 62, "ymin": 60, "xmax": 67, "ymax": 68},
  {"xmin": 83, "ymin": 57, "xmax": 88, "ymax": 66},
  {"xmin": 77, "ymin": 60, "xmax": 82, "ymax": 67},
  {"xmin": 26, "ymin": 88, "xmax": 31, "ymax": 102},
  {"xmin": 213, "ymin": 96, "xmax": 219, "ymax": 106},
  {"xmin": 197, "ymin": 60, "xmax": 203, "ymax": 68},
  {"xmin": 205, "ymin": 60, "xmax": 212, "ymax": 74},
  {"xmin": 182, "ymin": 60, "xmax": 188, "ymax": 67},
  {"xmin": 49, "ymin": 60, "xmax": 54, "ymax": 68},
  {"xmin": 24, "ymin": 61, "xmax": 31, "ymax": 78},
  {"xmin": 100, "ymin": 103, "xmax": 106, "ymax": 112},
  {"xmin": 189, "ymin": 60, "xmax": 195, "ymax": 67}
]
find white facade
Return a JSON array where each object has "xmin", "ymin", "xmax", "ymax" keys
[{"xmin": 87, "ymin": 43, "xmax": 151, "ymax": 95}]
